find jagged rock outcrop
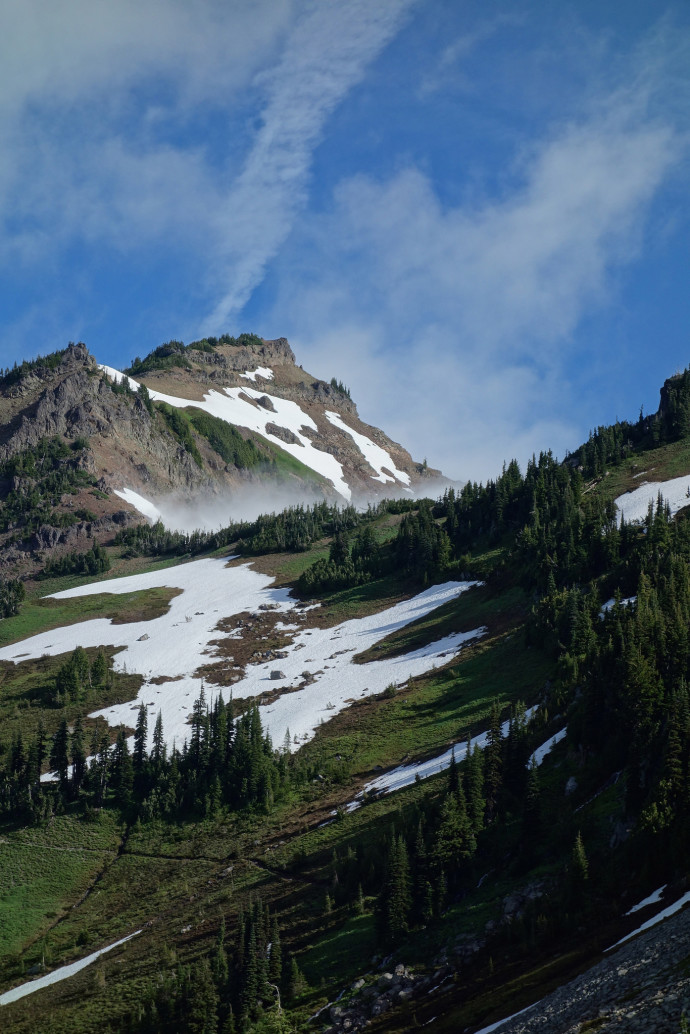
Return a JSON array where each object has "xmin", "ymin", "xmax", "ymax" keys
[
  {"xmin": 0, "ymin": 345, "xmax": 204, "ymax": 492},
  {"xmin": 27, "ymin": 511, "xmax": 137, "ymax": 553}
]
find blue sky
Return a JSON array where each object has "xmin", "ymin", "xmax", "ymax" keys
[{"xmin": 1, "ymin": 0, "xmax": 689, "ymax": 481}]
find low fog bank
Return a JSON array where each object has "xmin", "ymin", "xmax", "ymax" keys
[
  {"xmin": 125, "ymin": 477, "xmax": 460, "ymax": 535},
  {"xmin": 148, "ymin": 482, "xmax": 327, "ymax": 534}
]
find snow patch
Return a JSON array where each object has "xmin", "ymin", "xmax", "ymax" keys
[
  {"xmin": 346, "ymin": 707, "xmax": 537, "ymax": 805},
  {"xmin": 606, "ymin": 890, "xmax": 690, "ymax": 950},
  {"xmin": 615, "ymin": 477, "xmax": 690, "ymax": 525},
  {"xmin": 99, "ymin": 365, "xmax": 141, "ymax": 392},
  {"xmin": 0, "ymin": 931, "xmax": 141, "ymax": 1006},
  {"xmin": 531, "ymin": 727, "xmax": 567, "ymax": 766},
  {"xmin": 625, "ymin": 885, "xmax": 666, "ymax": 915},
  {"xmin": 114, "ymin": 488, "xmax": 163, "ymax": 524},
  {"xmin": 240, "ymin": 367, "xmax": 274, "ymax": 382},
  {"xmin": 325, "ymin": 411, "xmax": 411, "ymax": 486}
]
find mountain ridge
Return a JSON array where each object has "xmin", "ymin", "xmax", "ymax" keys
[{"xmin": 0, "ymin": 336, "xmax": 446, "ymax": 574}]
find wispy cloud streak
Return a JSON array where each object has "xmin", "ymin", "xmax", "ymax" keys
[{"xmin": 203, "ymin": 0, "xmax": 416, "ymax": 330}]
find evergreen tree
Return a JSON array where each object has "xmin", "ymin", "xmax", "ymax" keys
[
  {"xmin": 523, "ymin": 759, "xmax": 542, "ymax": 836},
  {"xmin": 412, "ymin": 823, "xmax": 433, "ymax": 925},
  {"xmin": 484, "ymin": 700, "xmax": 503, "ymax": 820},
  {"xmin": 433, "ymin": 786, "xmax": 476, "ymax": 873},
  {"xmin": 465, "ymin": 743, "xmax": 485, "ymax": 834},
  {"xmin": 71, "ymin": 716, "xmax": 87, "ymax": 794},
  {"xmin": 212, "ymin": 918, "xmax": 229, "ymax": 989},
  {"xmin": 50, "ymin": 719, "xmax": 70, "ymax": 790},
  {"xmin": 91, "ymin": 649, "xmax": 109, "ymax": 688},
  {"xmin": 377, "ymin": 834, "xmax": 412, "ymax": 944},
  {"xmin": 184, "ymin": 958, "xmax": 219, "ymax": 1034},
  {"xmin": 571, "ymin": 830, "xmax": 589, "ymax": 892},
  {"xmin": 133, "ymin": 704, "xmax": 148, "ymax": 769},
  {"xmin": 151, "ymin": 711, "xmax": 166, "ymax": 772},
  {"xmin": 111, "ymin": 729, "xmax": 134, "ymax": 808}
]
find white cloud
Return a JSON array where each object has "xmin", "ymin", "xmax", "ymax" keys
[
  {"xmin": 0, "ymin": 0, "xmax": 295, "ymax": 267},
  {"xmin": 271, "ymin": 92, "xmax": 684, "ymax": 481},
  {"xmin": 0, "ymin": 0, "xmax": 292, "ymax": 113}
]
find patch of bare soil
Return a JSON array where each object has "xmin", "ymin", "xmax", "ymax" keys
[
  {"xmin": 138, "ymin": 371, "xmax": 210, "ymax": 401},
  {"xmin": 195, "ymin": 605, "xmax": 300, "ymax": 686}
]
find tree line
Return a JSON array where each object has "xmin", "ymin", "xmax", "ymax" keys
[{"xmin": 0, "ymin": 686, "xmax": 314, "ymax": 828}]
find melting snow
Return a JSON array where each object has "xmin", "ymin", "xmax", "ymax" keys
[
  {"xmin": 625, "ymin": 885, "xmax": 666, "ymax": 915},
  {"xmin": 240, "ymin": 367, "xmax": 274, "ymax": 381},
  {"xmin": 114, "ymin": 488, "xmax": 163, "ymax": 524},
  {"xmin": 0, "ymin": 562, "xmax": 483, "ymax": 756},
  {"xmin": 615, "ymin": 476, "xmax": 690, "ymax": 525},
  {"xmin": 344, "ymin": 707, "xmax": 537, "ymax": 808},
  {"xmin": 606, "ymin": 890, "xmax": 690, "ymax": 951},
  {"xmin": 325, "ymin": 411, "xmax": 411, "ymax": 486},
  {"xmin": 0, "ymin": 932, "xmax": 141, "ymax": 1006},
  {"xmin": 98, "ymin": 364, "xmax": 351, "ymax": 499},
  {"xmin": 531, "ymin": 727, "xmax": 567, "ymax": 766}
]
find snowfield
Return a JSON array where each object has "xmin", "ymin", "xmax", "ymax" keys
[
  {"xmin": 98, "ymin": 365, "xmax": 412, "ymax": 500},
  {"xmin": 0, "ymin": 561, "xmax": 484, "ymax": 759},
  {"xmin": 615, "ymin": 476, "xmax": 690, "ymax": 525},
  {"xmin": 325, "ymin": 411, "xmax": 411, "ymax": 487},
  {"xmin": 99, "ymin": 364, "xmax": 350, "ymax": 497},
  {"xmin": 0, "ymin": 932, "xmax": 141, "ymax": 1006}
]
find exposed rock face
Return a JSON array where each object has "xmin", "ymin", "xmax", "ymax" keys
[
  {"xmin": 134, "ymin": 336, "xmax": 445, "ymax": 497},
  {"xmin": 0, "ymin": 345, "xmax": 204, "ymax": 494},
  {"xmin": 320, "ymin": 963, "xmax": 430, "ymax": 1034},
  {"xmin": 27, "ymin": 511, "xmax": 137, "ymax": 553},
  {"xmin": 265, "ymin": 423, "xmax": 301, "ymax": 446}
]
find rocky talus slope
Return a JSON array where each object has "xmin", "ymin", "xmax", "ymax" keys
[{"xmin": 487, "ymin": 906, "xmax": 690, "ymax": 1034}]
